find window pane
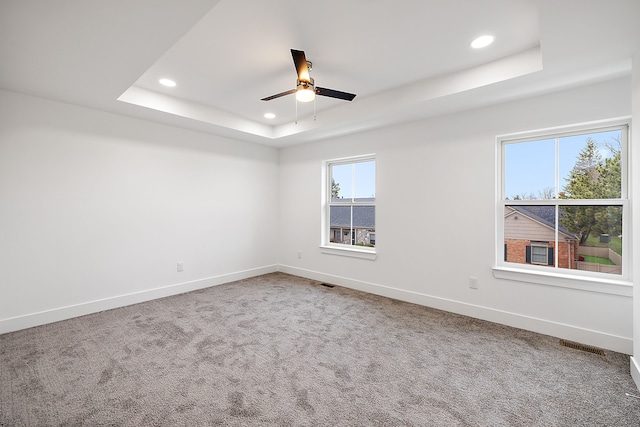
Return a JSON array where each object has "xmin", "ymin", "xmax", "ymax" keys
[
  {"xmin": 354, "ymin": 161, "xmax": 376, "ymax": 200},
  {"xmin": 504, "ymin": 139, "xmax": 555, "ymax": 200},
  {"xmin": 559, "ymin": 130, "xmax": 622, "ymax": 200},
  {"xmin": 329, "ymin": 205, "xmax": 351, "ymax": 245},
  {"xmin": 330, "ymin": 163, "xmax": 352, "ymax": 202},
  {"xmin": 504, "ymin": 205, "xmax": 556, "ymax": 267},
  {"xmin": 328, "ymin": 205, "xmax": 375, "ymax": 246},
  {"xmin": 560, "ymin": 205, "xmax": 622, "ymax": 275},
  {"xmin": 330, "ymin": 205, "xmax": 350, "ymax": 227},
  {"xmin": 353, "ymin": 205, "xmax": 375, "ymax": 247},
  {"xmin": 504, "ymin": 204, "xmax": 622, "ymax": 275}
]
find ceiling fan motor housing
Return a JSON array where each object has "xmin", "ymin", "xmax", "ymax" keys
[{"xmin": 297, "ymin": 77, "xmax": 315, "ymax": 91}]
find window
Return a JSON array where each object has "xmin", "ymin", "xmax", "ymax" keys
[
  {"xmin": 324, "ymin": 155, "xmax": 376, "ymax": 255},
  {"xmin": 529, "ymin": 243, "xmax": 550, "ymax": 265},
  {"xmin": 498, "ymin": 120, "xmax": 628, "ymax": 280}
]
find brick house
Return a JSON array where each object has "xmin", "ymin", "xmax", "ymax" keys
[{"xmin": 504, "ymin": 206, "xmax": 579, "ymax": 269}]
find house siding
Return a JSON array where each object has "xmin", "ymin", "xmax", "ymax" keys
[{"xmin": 504, "ymin": 210, "xmax": 556, "ymax": 241}]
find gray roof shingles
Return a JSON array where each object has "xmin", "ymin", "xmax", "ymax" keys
[{"xmin": 330, "ymin": 205, "xmax": 375, "ymax": 229}]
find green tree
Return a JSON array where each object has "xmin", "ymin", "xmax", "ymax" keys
[
  {"xmin": 593, "ymin": 152, "xmax": 622, "ymax": 236},
  {"xmin": 331, "ymin": 179, "xmax": 340, "ymax": 199},
  {"xmin": 560, "ymin": 138, "xmax": 601, "ymax": 244},
  {"xmin": 560, "ymin": 137, "xmax": 621, "ymax": 244},
  {"xmin": 596, "ymin": 151, "xmax": 621, "ymax": 198}
]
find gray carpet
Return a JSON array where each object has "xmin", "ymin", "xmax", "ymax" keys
[{"xmin": 1, "ymin": 272, "xmax": 639, "ymax": 426}]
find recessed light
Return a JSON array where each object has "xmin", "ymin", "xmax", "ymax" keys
[
  {"xmin": 471, "ymin": 35, "xmax": 494, "ymax": 49},
  {"xmin": 159, "ymin": 78, "xmax": 176, "ymax": 87},
  {"xmin": 264, "ymin": 113, "xmax": 276, "ymax": 119}
]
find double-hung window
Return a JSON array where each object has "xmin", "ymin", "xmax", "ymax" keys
[
  {"xmin": 323, "ymin": 155, "xmax": 376, "ymax": 257},
  {"xmin": 497, "ymin": 119, "xmax": 629, "ymax": 283}
]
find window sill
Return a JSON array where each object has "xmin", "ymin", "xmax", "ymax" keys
[
  {"xmin": 492, "ymin": 266, "xmax": 632, "ymax": 297},
  {"xmin": 320, "ymin": 245, "xmax": 377, "ymax": 260}
]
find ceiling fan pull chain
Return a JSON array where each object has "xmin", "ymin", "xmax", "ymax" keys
[{"xmin": 314, "ymin": 97, "xmax": 317, "ymax": 121}]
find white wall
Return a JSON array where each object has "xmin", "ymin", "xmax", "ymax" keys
[
  {"xmin": 279, "ymin": 77, "xmax": 633, "ymax": 354},
  {"xmin": 0, "ymin": 89, "xmax": 279, "ymax": 332},
  {"xmin": 631, "ymin": 51, "xmax": 640, "ymax": 388}
]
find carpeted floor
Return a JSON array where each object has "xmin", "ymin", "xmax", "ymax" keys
[{"xmin": 1, "ymin": 272, "xmax": 639, "ymax": 426}]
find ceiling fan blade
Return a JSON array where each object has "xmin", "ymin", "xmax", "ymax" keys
[
  {"xmin": 261, "ymin": 89, "xmax": 296, "ymax": 101},
  {"xmin": 316, "ymin": 87, "xmax": 357, "ymax": 101},
  {"xmin": 291, "ymin": 49, "xmax": 311, "ymax": 82}
]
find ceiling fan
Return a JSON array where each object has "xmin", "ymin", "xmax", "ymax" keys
[{"xmin": 261, "ymin": 49, "xmax": 356, "ymax": 103}]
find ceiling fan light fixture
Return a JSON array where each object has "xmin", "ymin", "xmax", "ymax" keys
[
  {"xmin": 296, "ymin": 87, "xmax": 316, "ymax": 102},
  {"xmin": 296, "ymin": 80, "xmax": 316, "ymax": 102}
]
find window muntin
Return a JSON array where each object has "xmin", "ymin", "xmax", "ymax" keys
[
  {"xmin": 326, "ymin": 156, "xmax": 376, "ymax": 251},
  {"xmin": 499, "ymin": 122, "xmax": 627, "ymax": 278}
]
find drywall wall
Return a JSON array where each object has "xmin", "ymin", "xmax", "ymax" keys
[
  {"xmin": 0, "ymin": 89, "xmax": 279, "ymax": 332},
  {"xmin": 278, "ymin": 77, "xmax": 634, "ymax": 354},
  {"xmin": 631, "ymin": 51, "xmax": 640, "ymax": 389}
]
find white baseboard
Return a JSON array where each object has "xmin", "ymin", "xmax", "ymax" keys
[
  {"xmin": 279, "ymin": 264, "xmax": 633, "ymax": 355},
  {"xmin": 631, "ymin": 357, "xmax": 640, "ymax": 391},
  {"xmin": 0, "ymin": 265, "xmax": 278, "ymax": 335}
]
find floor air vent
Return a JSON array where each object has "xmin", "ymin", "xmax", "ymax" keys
[
  {"xmin": 559, "ymin": 339, "xmax": 606, "ymax": 356},
  {"xmin": 320, "ymin": 283, "xmax": 335, "ymax": 288}
]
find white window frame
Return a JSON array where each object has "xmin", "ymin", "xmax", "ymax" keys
[
  {"xmin": 494, "ymin": 118, "xmax": 631, "ymax": 296},
  {"xmin": 321, "ymin": 154, "xmax": 376, "ymax": 260}
]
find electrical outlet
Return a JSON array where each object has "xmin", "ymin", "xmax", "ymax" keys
[
  {"xmin": 469, "ymin": 277, "xmax": 478, "ymax": 289},
  {"xmin": 177, "ymin": 262, "xmax": 184, "ymax": 272}
]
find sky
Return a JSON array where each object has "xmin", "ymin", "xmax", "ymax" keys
[
  {"xmin": 504, "ymin": 129, "xmax": 621, "ymax": 199},
  {"xmin": 331, "ymin": 160, "xmax": 376, "ymax": 200}
]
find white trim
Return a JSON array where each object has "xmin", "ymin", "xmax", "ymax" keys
[
  {"xmin": 496, "ymin": 116, "xmax": 631, "ymax": 144},
  {"xmin": 0, "ymin": 265, "xmax": 278, "ymax": 334},
  {"xmin": 492, "ymin": 266, "xmax": 632, "ymax": 296},
  {"xmin": 319, "ymin": 245, "xmax": 377, "ymax": 260},
  {"xmin": 631, "ymin": 356, "xmax": 640, "ymax": 392},
  {"xmin": 279, "ymin": 264, "xmax": 633, "ymax": 354},
  {"xmin": 325, "ymin": 153, "xmax": 377, "ymax": 166}
]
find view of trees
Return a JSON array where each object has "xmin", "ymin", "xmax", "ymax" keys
[
  {"xmin": 331, "ymin": 178, "xmax": 340, "ymax": 199},
  {"xmin": 559, "ymin": 137, "xmax": 621, "ymax": 245}
]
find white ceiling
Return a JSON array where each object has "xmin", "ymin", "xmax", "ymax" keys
[{"xmin": 1, "ymin": 0, "xmax": 638, "ymax": 147}]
